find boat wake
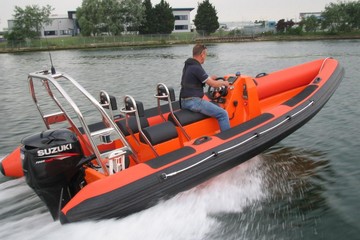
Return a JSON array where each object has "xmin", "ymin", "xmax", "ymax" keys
[{"xmin": 0, "ymin": 156, "xmax": 267, "ymax": 240}]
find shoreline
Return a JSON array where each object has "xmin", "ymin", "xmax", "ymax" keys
[{"xmin": 1, "ymin": 34, "xmax": 360, "ymax": 54}]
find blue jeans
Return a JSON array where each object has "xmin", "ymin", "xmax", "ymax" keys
[{"xmin": 181, "ymin": 97, "xmax": 230, "ymax": 132}]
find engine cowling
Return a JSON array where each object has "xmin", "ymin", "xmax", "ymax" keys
[{"xmin": 21, "ymin": 129, "xmax": 85, "ymax": 220}]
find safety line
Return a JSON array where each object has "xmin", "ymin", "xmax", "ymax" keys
[
  {"xmin": 161, "ymin": 100, "xmax": 314, "ymax": 179},
  {"xmin": 319, "ymin": 57, "xmax": 332, "ymax": 73}
]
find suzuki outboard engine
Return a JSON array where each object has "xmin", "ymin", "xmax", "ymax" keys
[{"xmin": 21, "ymin": 129, "xmax": 86, "ymax": 220}]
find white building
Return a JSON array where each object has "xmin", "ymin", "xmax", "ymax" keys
[
  {"xmin": 299, "ymin": 12, "xmax": 322, "ymax": 20},
  {"xmin": 172, "ymin": 8, "xmax": 194, "ymax": 33},
  {"xmin": 7, "ymin": 11, "xmax": 78, "ymax": 38},
  {"xmin": 7, "ymin": 8, "xmax": 194, "ymax": 37},
  {"xmin": 239, "ymin": 21, "xmax": 276, "ymax": 35},
  {"xmin": 42, "ymin": 11, "xmax": 78, "ymax": 37}
]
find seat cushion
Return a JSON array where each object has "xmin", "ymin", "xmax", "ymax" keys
[
  {"xmin": 116, "ymin": 116, "xmax": 149, "ymax": 136},
  {"xmin": 141, "ymin": 121, "xmax": 178, "ymax": 145},
  {"xmin": 168, "ymin": 109, "xmax": 209, "ymax": 126}
]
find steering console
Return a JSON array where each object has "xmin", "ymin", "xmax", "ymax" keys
[{"xmin": 207, "ymin": 77, "xmax": 228, "ymax": 101}]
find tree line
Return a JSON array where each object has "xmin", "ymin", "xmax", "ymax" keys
[
  {"xmin": 5, "ymin": 0, "xmax": 219, "ymax": 40},
  {"xmin": 77, "ymin": 0, "xmax": 176, "ymax": 36},
  {"xmin": 276, "ymin": 1, "xmax": 360, "ymax": 34},
  {"xmin": 4, "ymin": 0, "xmax": 360, "ymax": 41}
]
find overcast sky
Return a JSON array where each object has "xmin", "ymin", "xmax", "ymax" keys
[{"xmin": 0, "ymin": 0, "xmax": 348, "ymax": 30}]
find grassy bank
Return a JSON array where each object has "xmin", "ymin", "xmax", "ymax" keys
[{"xmin": 1, "ymin": 32, "xmax": 360, "ymax": 53}]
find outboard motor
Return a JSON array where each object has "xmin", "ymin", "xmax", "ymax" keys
[{"xmin": 21, "ymin": 129, "xmax": 86, "ymax": 220}]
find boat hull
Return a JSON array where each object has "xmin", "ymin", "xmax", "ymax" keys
[
  {"xmin": 60, "ymin": 61, "xmax": 344, "ymax": 223},
  {"xmin": 0, "ymin": 58, "xmax": 344, "ymax": 223}
]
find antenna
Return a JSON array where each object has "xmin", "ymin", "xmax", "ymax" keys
[
  {"xmin": 48, "ymin": 50, "xmax": 56, "ymax": 75},
  {"xmin": 42, "ymin": 25, "xmax": 56, "ymax": 74}
]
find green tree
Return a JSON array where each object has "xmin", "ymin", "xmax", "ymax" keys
[
  {"xmin": 276, "ymin": 19, "xmax": 286, "ymax": 33},
  {"xmin": 345, "ymin": 1, "xmax": 360, "ymax": 30},
  {"xmin": 6, "ymin": 4, "xmax": 53, "ymax": 41},
  {"xmin": 302, "ymin": 15, "xmax": 319, "ymax": 32},
  {"xmin": 77, "ymin": 0, "xmax": 123, "ymax": 36},
  {"xmin": 119, "ymin": 0, "xmax": 144, "ymax": 32},
  {"xmin": 153, "ymin": 0, "xmax": 174, "ymax": 34},
  {"xmin": 100, "ymin": 0, "xmax": 123, "ymax": 35},
  {"xmin": 321, "ymin": 1, "xmax": 360, "ymax": 33},
  {"xmin": 76, "ymin": 0, "xmax": 103, "ymax": 36},
  {"xmin": 276, "ymin": 19, "xmax": 294, "ymax": 33},
  {"xmin": 77, "ymin": 0, "xmax": 144, "ymax": 36},
  {"xmin": 138, "ymin": 0, "xmax": 155, "ymax": 34},
  {"xmin": 194, "ymin": 0, "xmax": 219, "ymax": 36}
]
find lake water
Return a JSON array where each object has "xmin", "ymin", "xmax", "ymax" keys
[{"xmin": 0, "ymin": 40, "xmax": 359, "ymax": 240}]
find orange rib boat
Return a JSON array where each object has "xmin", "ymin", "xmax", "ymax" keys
[{"xmin": 0, "ymin": 58, "xmax": 344, "ymax": 223}]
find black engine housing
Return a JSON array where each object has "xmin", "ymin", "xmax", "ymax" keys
[{"xmin": 21, "ymin": 129, "xmax": 85, "ymax": 220}]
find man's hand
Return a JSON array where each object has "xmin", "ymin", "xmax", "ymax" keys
[{"xmin": 206, "ymin": 77, "xmax": 229, "ymax": 88}]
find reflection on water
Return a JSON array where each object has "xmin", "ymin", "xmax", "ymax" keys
[
  {"xmin": 263, "ymin": 145, "xmax": 332, "ymax": 197},
  {"xmin": 261, "ymin": 146, "xmax": 332, "ymax": 239},
  {"xmin": 208, "ymin": 146, "xmax": 334, "ymax": 240}
]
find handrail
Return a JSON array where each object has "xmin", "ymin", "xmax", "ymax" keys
[
  {"xmin": 155, "ymin": 83, "xmax": 191, "ymax": 141},
  {"xmin": 120, "ymin": 95, "xmax": 159, "ymax": 157},
  {"xmin": 28, "ymin": 70, "xmax": 136, "ymax": 175}
]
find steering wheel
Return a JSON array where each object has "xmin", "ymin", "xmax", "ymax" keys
[{"xmin": 207, "ymin": 77, "xmax": 228, "ymax": 101}]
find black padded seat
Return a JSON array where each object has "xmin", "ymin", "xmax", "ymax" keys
[
  {"xmin": 140, "ymin": 121, "xmax": 178, "ymax": 145},
  {"xmin": 168, "ymin": 109, "xmax": 209, "ymax": 126},
  {"xmin": 116, "ymin": 116, "xmax": 149, "ymax": 136},
  {"xmin": 117, "ymin": 100, "xmax": 149, "ymax": 136}
]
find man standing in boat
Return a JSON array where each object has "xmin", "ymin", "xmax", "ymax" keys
[{"xmin": 180, "ymin": 44, "xmax": 230, "ymax": 132}]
